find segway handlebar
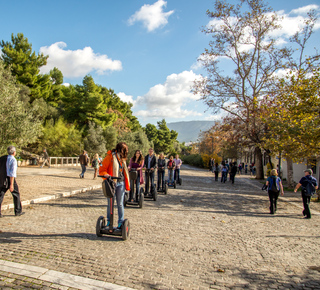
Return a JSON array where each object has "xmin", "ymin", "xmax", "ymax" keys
[{"xmin": 98, "ymin": 175, "xmax": 122, "ymax": 180}]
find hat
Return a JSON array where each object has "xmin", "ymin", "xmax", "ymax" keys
[{"xmin": 304, "ymin": 169, "xmax": 313, "ymax": 175}]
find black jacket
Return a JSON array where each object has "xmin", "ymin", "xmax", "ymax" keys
[
  {"xmin": 0, "ymin": 155, "xmax": 8, "ymax": 188},
  {"xmin": 144, "ymin": 154, "xmax": 157, "ymax": 169},
  {"xmin": 158, "ymin": 159, "xmax": 166, "ymax": 171}
]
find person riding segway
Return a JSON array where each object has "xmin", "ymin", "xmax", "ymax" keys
[
  {"xmin": 143, "ymin": 148, "xmax": 157, "ymax": 201},
  {"xmin": 125, "ymin": 150, "xmax": 144, "ymax": 208},
  {"xmin": 97, "ymin": 142, "xmax": 130, "ymax": 240},
  {"xmin": 174, "ymin": 154, "xmax": 182, "ymax": 186},
  {"xmin": 157, "ymin": 152, "xmax": 168, "ymax": 194},
  {"xmin": 166, "ymin": 156, "xmax": 176, "ymax": 189}
]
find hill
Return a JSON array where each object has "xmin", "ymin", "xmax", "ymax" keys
[{"xmin": 167, "ymin": 121, "xmax": 216, "ymax": 143}]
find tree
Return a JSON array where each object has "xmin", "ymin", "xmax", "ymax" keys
[
  {"xmin": 84, "ymin": 121, "xmax": 107, "ymax": 156},
  {"xmin": 0, "ymin": 60, "xmax": 42, "ymax": 154},
  {"xmin": 194, "ymin": 0, "xmax": 291, "ymax": 179},
  {"xmin": 261, "ymin": 11, "xmax": 320, "ymax": 186},
  {"xmin": 144, "ymin": 119, "xmax": 178, "ymax": 154},
  {"xmin": 36, "ymin": 118, "xmax": 82, "ymax": 156},
  {"xmin": 0, "ymin": 33, "xmax": 51, "ymax": 102}
]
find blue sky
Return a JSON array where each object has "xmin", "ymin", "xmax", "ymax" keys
[{"xmin": 0, "ymin": 0, "xmax": 320, "ymax": 126}]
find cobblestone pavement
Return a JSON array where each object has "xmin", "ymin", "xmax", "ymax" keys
[
  {"xmin": 1, "ymin": 166, "xmax": 101, "ymax": 208},
  {"xmin": 0, "ymin": 165, "xmax": 320, "ymax": 289}
]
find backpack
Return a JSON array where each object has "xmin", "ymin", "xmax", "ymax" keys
[
  {"xmin": 303, "ymin": 179, "xmax": 316, "ymax": 197},
  {"xmin": 0, "ymin": 155, "xmax": 8, "ymax": 188},
  {"xmin": 270, "ymin": 176, "xmax": 279, "ymax": 193}
]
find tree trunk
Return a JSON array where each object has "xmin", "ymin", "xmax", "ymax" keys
[
  {"xmin": 286, "ymin": 157, "xmax": 294, "ymax": 188},
  {"xmin": 255, "ymin": 147, "xmax": 264, "ymax": 179}
]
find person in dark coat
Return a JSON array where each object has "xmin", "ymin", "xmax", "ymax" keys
[
  {"xmin": 230, "ymin": 162, "xmax": 238, "ymax": 184},
  {"xmin": 294, "ymin": 169, "xmax": 318, "ymax": 219},
  {"xmin": 143, "ymin": 148, "xmax": 157, "ymax": 193}
]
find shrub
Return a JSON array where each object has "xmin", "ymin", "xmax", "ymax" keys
[{"xmin": 181, "ymin": 154, "xmax": 204, "ymax": 168}]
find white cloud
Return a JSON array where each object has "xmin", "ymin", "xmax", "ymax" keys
[
  {"xmin": 206, "ymin": 5, "xmax": 320, "ymax": 54},
  {"xmin": 128, "ymin": 0, "xmax": 174, "ymax": 32},
  {"xmin": 39, "ymin": 42, "xmax": 122, "ymax": 78},
  {"xmin": 62, "ymin": 83, "xmax": 70, "ymax": 87},
  {"xmin": 135, "ymin": 70, "xmax": 203, "ymax": 119},
  {"xmin": 118, "ymin": 92, "xmax": 136, "ymax": 106},
  {"xmin": 291, "ymin": 4, "xmax": 319, "ymax": 15}
]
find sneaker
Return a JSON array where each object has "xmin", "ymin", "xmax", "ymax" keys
[
  {"xmin": 79, "ymin": 174, "xmax": 82, "ymax": 179},
  {"xmin": 117, "ymin": 223, "xmax": 122, "ymax": 229},
  {"xmin": 15, "ymin": 212, "xmax": 25, "ymax": 217},
  {"xmin": 106, "ymin": 221, "xmax": 110, "ymax": 227}
]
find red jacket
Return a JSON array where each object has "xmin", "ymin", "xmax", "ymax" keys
[{"xmin": 99, "ymin": 151, "xmax": 130, "ymax": 191}]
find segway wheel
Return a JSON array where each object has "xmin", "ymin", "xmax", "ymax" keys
[
  {"xmin": 124, "ymin": 192, "xmax": 128, "ymax": 207},
  {"xmin": 153, "ymin": 187, "xmax": 158, "ymax": 201},
  {"xmin": 174, "ymin": 180, "xmax": 177, "ymax": 189},
  {"xmin": 139, "ymin": 188, "xmax": 144, "ymax": 208},
  {"xmin": 122, "ymin": 219, "xmax": 130, "ymax": 240},
  {"xmin": 165, "ymin": 184, "xmax": 168, "ymax": 195},
  {"xmin": 96, "ymin": 216, "xmax": 105, "ymax": 237}
]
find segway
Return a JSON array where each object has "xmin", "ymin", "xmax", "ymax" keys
[
  {"xmin": 157, "ymin": 168, "xmax": 168, "ymax": 195},
  {"xmin": 144, "ymin": 168, "xmax": 157, "ymax": 201},
  {"xmin": 165, "ymin": 168, "xmax": 176, "ymax": 189},
  {"xmin": 174, "ymin": 168, "xmax": 182, "ymax": 186},
  {"xmin": 96, "ymin": 175, "xmax": 130, "ymax": 240},
  {"xmin": 124, "ymin": 168, "xmax": 144, "ymax": 208}
]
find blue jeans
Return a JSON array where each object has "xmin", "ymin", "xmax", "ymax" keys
[
  {"xmin": 174, "ymin": 168, "xmax": 180, "ymax": 181},
  {"xmin": 135, "ymin": 171, "xmax": 140, "ymax": 199},
  {"xmin": 168, "ymin": 169, "xmax": 174, "ymax": 183},
  {"xmin": 145, "ymin": 170, "xmax": 155, "ymax": 193},
  {"xmin": 107, "ymin": 182, "xmax": 125, "ymax": 224},
  {"xmin": 158, "ymin": 170, "xmax": 165, "ymax": 189},
  {"xmin": 221, "ymin": 172, "xmax": 227, "ymax": 183},
  {"xmin": 80, "ymin": 164, "xmax": 86, "ymax": 177}
]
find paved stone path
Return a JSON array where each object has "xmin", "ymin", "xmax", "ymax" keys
[{"xmin": 0, "ymin": 165, "xmax": 320, "ymax": 289}]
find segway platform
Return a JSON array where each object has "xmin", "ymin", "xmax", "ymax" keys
[
  {"xmin": 124, "ymin": 169, "xmax": 144, "ymax": 208},
  {"xmin": 96, "ymin": 175, "xmax": 130, "ymax": 240}
]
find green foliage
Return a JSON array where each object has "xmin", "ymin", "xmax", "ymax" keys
[
  {"xmin": 0, "ymin": 33, "xmax": 51, "ymax": 102},
  {"xmin": 37, "ymin": 118, "xmax": 82, "ymax": 156},
  {"xmin": 103, "ymin": 126, "xmax": 118, "ymax": 153},
  {"xmin": 84, "ymin": 121, "xmax": 106, "ymax": 156},
  {"xmin": 145, "ymin": 119, "xmax": 179, "ymax": 154},
  {"xmin": 0, "ymin": 60, "xmax": 42, "ymax": 154},
  {"xmin": 181, "ymin": 154, "xmax": 204, "ymax": 168},
  {"xmin": 118, "ymin": 129, "xmax": 152, "ymax": 160}
]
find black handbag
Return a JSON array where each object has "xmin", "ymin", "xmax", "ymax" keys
[
  {"xmin": 102, "ymin": 176, "xmax": 116, "ymax": 198},
  {"xmin": 261, "ymin": 184, "xmax": 268, "ymax": 191}
]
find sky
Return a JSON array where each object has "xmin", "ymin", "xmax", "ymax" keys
[{"xmin": 0, "ymin": 0, "xmax": 320, "ymax": 126}]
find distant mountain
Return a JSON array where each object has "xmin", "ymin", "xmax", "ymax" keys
[{"xmin": 167, "ymin": 121, "xmax": 216, "ymax": 143}]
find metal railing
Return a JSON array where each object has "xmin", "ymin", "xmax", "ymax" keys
[{"xmin": 49, "ymin": 157, "xmax": 80, "ymax": 167}]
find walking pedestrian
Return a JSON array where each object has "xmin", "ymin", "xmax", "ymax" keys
[
  {"xmin": 40, "ymin": 148, "xmax": 50, "ymax": 168},
  {"xmin": 92, "ymin": 153, "xmax": 100, "ymax": 179},
  {"xmin": 213, "ymin": 162, "xmax": 220, "ymax": 181},
  {"xmin": 294, "ymin": 169, "xmax": 318, "ymax": 219},
  {"xmin": 230, "ymin": 162, "xmax": 237, "ymax": 184},
  {"xmin": 221, "ymin": 162, "xmax": 228, "ymax": 183},
  {"xmin": 265, "ymin": 169, "xmax": 284, "ymax": 214},
  {"xmin": 99, "ymin": 142, "xmax": 130, "ymax": 228},
  {"xmin": 245, "ymin": 163, "xmax": 248, "ymax": 174},
  {"xmin": 0, "ymin": 146, "xmax": 24, "ymax": 217},
  {"xmin": 79, "ymin": 150, "xmax": 89, "ymax": 179}
]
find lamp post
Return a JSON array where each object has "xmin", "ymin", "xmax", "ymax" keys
[{"xmin": 210, "ymin": 137, "xmax": 214, "ymax": 156}]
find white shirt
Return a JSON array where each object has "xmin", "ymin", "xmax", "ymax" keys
[{"xmin": 6, "ymin": 155, "xmax": 17, "ymax": 178}]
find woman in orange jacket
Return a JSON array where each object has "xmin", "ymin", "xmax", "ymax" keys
[{"xmin": 99, "ymin": 142, "xmax": 130, "ymax": 228}]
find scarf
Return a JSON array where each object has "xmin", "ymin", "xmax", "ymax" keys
[{"xmin": 112, "ymin": 152, "xmax": 129, "ymax": 181}]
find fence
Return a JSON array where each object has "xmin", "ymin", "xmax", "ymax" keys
[{"xmin": 49, "ymin": 157, "xmax": 80, "ymax": 167}]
